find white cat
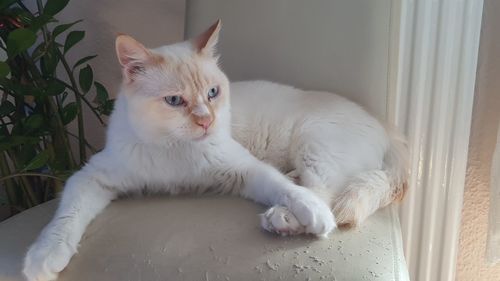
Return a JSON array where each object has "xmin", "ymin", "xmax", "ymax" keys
[{"xmin": 23, "ymin": 20, "xmax": 407, "ymax": 281}]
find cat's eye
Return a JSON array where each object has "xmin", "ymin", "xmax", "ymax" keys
[
  {"xmin": 207, "ymin": 86, "xmax": 219, "ymax": 100},
  {"xmin": 164, "ymin": 95, "xmax": 185, "ymax": 107}
]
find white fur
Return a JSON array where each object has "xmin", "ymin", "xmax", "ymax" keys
[{"xmin": 23, "ymin": 51, "xmax": 405, "ymax": 281}]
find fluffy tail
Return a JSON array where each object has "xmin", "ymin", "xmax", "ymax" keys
[
  {"xmin": 332, "ymin": 130, "xmax": 408, "ymax": 227},
  {"xmin": 383, "ymin": 130, "xmax": 409, "ymax": 201}
]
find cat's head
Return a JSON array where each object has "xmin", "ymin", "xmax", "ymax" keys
[{"xmin": 115, "ymin": 20, "xmax": 230, "ymax": 143}]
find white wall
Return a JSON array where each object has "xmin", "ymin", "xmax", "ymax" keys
[{"xmin": 185, "ymin": 0, "xmax": 392, "ymax": 119}]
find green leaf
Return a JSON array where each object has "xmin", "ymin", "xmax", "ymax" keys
[
  {"xmin": 0, "ymin": 100, "xmax": 15, "ymax": 117},
  {"xmin": 40, "ymin": 46, "xmax": 60, "ymax": 76},
  {"xmin": 28, "ymin": 14, "xmax": 54, "ymax": 32},
  {"xmin": 94, "ymin": 82, "xmax": 109, "ymax": 104},
  {"xmin": 0, "ymin": 62, "xmax": 10, "ymax": 77},
  {"xmin": 73, "ymin": 55, "xmax": 97, "ymax": 70},
  {"xmin": 24, "ymin": 114, "xmax": 44, "ymax": 130},
  {"xmin": 61, "ymin": 102, "xmax": 78, "ymax": 125},
  {"xmin": 44, "ymin": 79, "xmax": 66, "ymax": 96},
  {"xmin": 22, "ymin": 150, "xmax": 50, "ymax": 171},
  {"xmin": 0, "ymin": 136, "xmax": 39, "ymax": 151},
  {"xmin": 43, "ymin": 0, "xmax": 70, "ymax": 16},
  {"xmin": 6, "ymin": 28, "xmax": 37, "ymax": 57},
  {"xmin": 2, "ymin": 81, "xmax": 41, "ymax": 97},
  {"xmin": 79, "ymin": 65, "xmax": 93, "ymax": 93},
  {"xmin": 63, "ymin": 30, "xmax": 84, "ymax": 53},
  {"xmin": 18, "ymin": 145, "xmax": 37, "ymax": 168},
  {"xmin": 52, "ymin": 20, "xmax": 82, "ymax": 38},
  {"xmin": 99, "ymin": 99, "xmax": 115, "ymax": 116},
  {"xmin": 0, "ymin": 79, "xmax": 19, "ymax": 96}
]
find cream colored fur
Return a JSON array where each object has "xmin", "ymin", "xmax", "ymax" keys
[{"xmin": 22, "ymin": 21, "xmax": 406, "ymax": 281}]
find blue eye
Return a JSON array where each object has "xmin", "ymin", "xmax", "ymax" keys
[
  {"xmin": 164, "ymin": 95, "xmax": 185, "ymax": 106},
  {"xmin": 208, "ymin": 86, "xmax": 219, "ymax": 100}
]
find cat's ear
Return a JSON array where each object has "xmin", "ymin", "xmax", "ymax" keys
[
  {"xmin": 115, "ymin": 34, "xmax": 152, "ymax": 81},
  {"xmin": 192, "ymin": 19, "xmax": 221, "ymax": 57}
]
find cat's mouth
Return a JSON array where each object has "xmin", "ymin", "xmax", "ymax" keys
[{"xmin": 193, "ymin": 131, "xmax": 210, "ymax": 141}]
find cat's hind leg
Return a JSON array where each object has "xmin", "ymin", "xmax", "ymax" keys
[
  {"xmin": 333, "ymin": 132, "xmax": 408, "ymax": 227},
  {"xmin": 289, "ymin": 138, "xmax": 348, "ymax": 205},
  {"xmin": 292, "ymin": 155, "xmax": 380, "ymax": 228},
  {"xmin": 292, "ymin": 151, "xmax": 391, "ymax": 227},
  {"xmin": 290, "ymin": 134, "xmax": 380, "ymax": 227},
  {"xmin": 291, "ymin": 131, "xmax": 407, "ymax": 227}
]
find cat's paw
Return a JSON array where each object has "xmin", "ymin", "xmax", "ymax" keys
[
  {"xmin": 285, "ymin": 190, "xmax": 336, "ymax": 237},
  {"xmin": 260, "ymin": 206, "xmax": 305, "ymax": 236},
  {"xmin": 23, "ymin": 238, "xmax": 76, "ymax": 281}
]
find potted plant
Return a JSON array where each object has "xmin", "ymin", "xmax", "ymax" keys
[{"xmin": 0, "ymin": 0, "xmax": 113, "ymax": 219}]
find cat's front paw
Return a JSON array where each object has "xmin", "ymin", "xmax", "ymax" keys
[
  {"xmin": 285, "ymin": 190, "xmax": 336, "ymax": 237},
  {"xmin": 23, "ymin": 238, "xmax": 75, "ymax": 281},
  {"xmin": 261, "ymin": 190, "xmax": 336, "ymax": 237},
  {"xmin": 260, "ymin": 206, "xmax": 305, "ymax": 236}
]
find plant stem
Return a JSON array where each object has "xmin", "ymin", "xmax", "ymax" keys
[
  {"xmin": 65, "ymin": 130, "xmax": 97, "ymax": 153},
  {"xmin": 0, "ymin": 152, "xmax": 18, "ymax": 211},
  {"xmin": 49, "ymin": 97, "xmax": 77, "ymax": 167},
  {"xmin": 0, "ymin": 172, "xmax": 64, "ymax": 183},
  {"xmin": 20, "ymin": 51, "xmax": 77, "ymax": 169},
  {"xmin": 56, "ymin": 49, "xmax": 87, "ymax": 164},
  {"xmin": 35, "ymin": 0, "xmax": 49, "ymax": 43},
  {"xmin": 30, "ymin": 2, "xmax": 78, "ymax": 170},
  {"xmin": 18, "ymin": 175, "xmax": 38, "ymax": 207},
  {"xmin": 55, "ymin": 79, "xmax": 106, "ymax": 125},
  {"xmin": 3, "ymin": 150, "xmax": 39, "ymax": 207}
]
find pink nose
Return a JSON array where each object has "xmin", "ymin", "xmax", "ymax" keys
[{"xmin": 195, "ymin": 116, "xmax": 213, "ymax": 130}]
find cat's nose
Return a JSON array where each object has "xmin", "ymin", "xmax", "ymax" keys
[{"xmin": 195, "ymin": 116, "xmax": 213, "ymax": 130}]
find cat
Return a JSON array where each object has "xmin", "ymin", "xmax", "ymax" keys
[{"xmin": 23, "ymin": 20, "xmax": 407, "ymax": 281}]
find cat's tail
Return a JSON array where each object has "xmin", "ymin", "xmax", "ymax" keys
[{"xmin": 332, "ymin": 130, "xmax": 408, "ymax": 227}]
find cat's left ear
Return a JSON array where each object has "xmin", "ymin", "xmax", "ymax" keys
[{"xmin": 192, "ymin": 19, "xmax": 221, "ymax": 57}]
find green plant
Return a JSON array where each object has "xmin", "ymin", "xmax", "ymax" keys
[{"xmin": 0, "ymin": 0, "xmax": 113, "ymax": 217}]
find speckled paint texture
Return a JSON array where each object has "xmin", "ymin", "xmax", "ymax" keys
[{"xmin": 457, "ymin": 0, "xmax": 500, "ymax": 279}]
